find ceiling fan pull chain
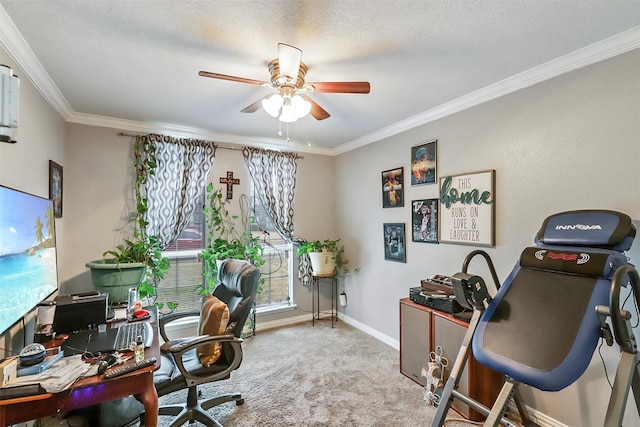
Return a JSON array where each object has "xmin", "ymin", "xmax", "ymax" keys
[
  {"xmin": 286, "ymin": 122, "xmax": 290, "ymax": 142},
  {"xmin": 278, "ymin": 120, "xmax": 283, "ymax": 137}
]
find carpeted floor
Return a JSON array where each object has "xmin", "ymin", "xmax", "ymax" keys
[
  {"xmin": 154, "ymin": 319, "xmax": 476, "ymax": 427},
  {"xmin": 41, "ymin": 319, "xmax": 480, "ymax": 426}
]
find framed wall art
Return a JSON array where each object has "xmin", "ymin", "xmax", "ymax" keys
[
  {"xmin": 381, "ymin": 167, "xmax": 404, "ymax": 208},
  {"xmin": 410, "ymin": 139, "xmax": 437, "ymax": 185},
  {"xmin": 411, "ymin": 198, "xmax": 439, "ymax": 243},
  {"xmin": 383, "ymin": 223, "xmax": 406, "ymax": 262},
  {"xmin": 439, "ymin": 169, "xmax": 495, "ymax": 246},
  {"xmin": 49, "ymin": 160, "xmax": 63, "ymax": 218}
]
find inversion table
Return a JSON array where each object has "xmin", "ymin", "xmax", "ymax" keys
[{"xmin": 431, "ymin": 210, "xmax": 639, "ymax": 427}]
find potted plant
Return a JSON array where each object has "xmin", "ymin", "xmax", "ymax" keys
[
  {"xmin": 86, "ymin": 233, "xmax": 169, "ymax": 305},
  {"xmin": 200, "ymin": 184, "xmax": 264, "ymax": 293},
  {"xmin": 296, "ymin": 238, "xmax": 355, "ymax": 278},
  {"xmin": 86, "ymin": 136, "xmax": 171, "ymax": 308}
]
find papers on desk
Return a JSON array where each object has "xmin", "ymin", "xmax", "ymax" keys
[
  {"xmin": 6, "ymin": 355, "xmax": 94, "ymax": 393},
  {"xmin": 112, "ymin": 307, "xmax": 128, "ymax": 321}
]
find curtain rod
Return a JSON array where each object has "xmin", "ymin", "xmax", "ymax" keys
[
  {"xmin": 117, "ymin": 132, "xmax": 304, "ymax": 158},
  {"xmin": 117, "ymin": 131, "xmax": 236, "ymax": 150}
]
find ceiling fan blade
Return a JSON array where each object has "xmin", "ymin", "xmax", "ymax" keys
[
  {"xmin": 300, "ymin": 94, "xmax": 330, "ymax": 120},
  {"xmin": 307, "ymin": 81, "xmax": 370, "ymax": 94},
  {"xmin": 199, "ymin": 70, "xmax": 267, "ymax": 86},
  {"xmin": 240, "ymin": 96, "xmax": 269, "ymax": 113},
  {"xmin": 278, "ymin": 43, "xmax": 302, "ymax": 81}
]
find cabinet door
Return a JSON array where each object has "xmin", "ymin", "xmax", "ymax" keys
[
  {"xmin": 400, "ymin": 302, "xmax": 431, "ymax": 386},
  {"xmin": 433, "ymin": 314, "xmax": 471, "ymax": 418}
]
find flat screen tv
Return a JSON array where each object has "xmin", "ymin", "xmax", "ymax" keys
[{"xmin": 0, "ymin": 184, "xmax": 58, "ymax": 335}]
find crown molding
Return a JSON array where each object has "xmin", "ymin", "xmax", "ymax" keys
[
  {"xmin": 335, "ymin": 25, "xmax": 640, "ymax": 156},
  {"xmin": 67, "ymin": 111, "xmax": 335, "ymax": 156},
  {"xmin": 0, "ymin": 6, "xmax": 73, "ymax": 120}
]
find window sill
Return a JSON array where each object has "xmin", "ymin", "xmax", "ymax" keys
[{"xmin": 256, "ymin": 303, "xmax": 298, "ymax": 316}]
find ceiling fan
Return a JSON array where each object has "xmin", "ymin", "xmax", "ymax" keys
[{"xmin": 199, "ymin": 43, "xmax": 370, "ymax": 123}]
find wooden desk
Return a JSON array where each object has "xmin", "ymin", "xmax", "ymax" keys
[{"xmin": 0, "ymin": 309, "xmax": 161, "ymax": 427}]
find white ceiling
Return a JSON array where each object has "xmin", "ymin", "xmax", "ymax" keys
[{"xmin": 0, "ymin": 1, "xmax": 639, "ymax": 155}]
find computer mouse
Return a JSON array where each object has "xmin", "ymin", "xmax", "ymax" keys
[{"xmin": 131, "ymin": 309, "xmax": 150, "ymax": 319}]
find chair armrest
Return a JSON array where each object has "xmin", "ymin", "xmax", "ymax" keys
[
  {"xmin": 166, "ymin": 334, "xmax": 244, "ymax": 388},
  {"xmin": 158, "ymin": 309, "xmax": 200, "ymax": 342},
  {"xmin": 162, "ymin": 334, "xmax": 239, "ymax": 354}
]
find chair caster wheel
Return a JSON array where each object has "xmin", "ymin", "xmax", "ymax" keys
[{"xmin": 236, "ymin": 398, "xmax": 244, "ymax": 406}]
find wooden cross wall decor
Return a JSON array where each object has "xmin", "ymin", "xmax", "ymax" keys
[{"xmin": 220, "ymin": 171, "xmax": 240, "ymax": 199}]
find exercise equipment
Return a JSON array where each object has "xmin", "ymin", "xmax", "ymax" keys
[{"xmin": 431, "ymin": 210, "xmax": 639, "ymax": 427}]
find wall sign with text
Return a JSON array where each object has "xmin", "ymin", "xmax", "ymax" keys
[{"xmin": 439, "ymin": 170, "xmax": 495, "ymax": 246}]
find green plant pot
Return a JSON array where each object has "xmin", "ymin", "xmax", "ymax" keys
[{"xmin": 86, "ymin": 260, "xmax": 147, "ymax": 304}]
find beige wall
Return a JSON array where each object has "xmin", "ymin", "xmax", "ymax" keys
[{"xmin": 334, "ymin": 49, "xmax": 640, "ymax": 426}]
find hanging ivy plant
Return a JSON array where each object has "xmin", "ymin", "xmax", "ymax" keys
[
  {"xmin": 200, "ymin": 184, "xmax": 265, "ymax": 293},
  {"xmin": 100, "ymin": 136, "xmax": 171, "ymax": 309}
]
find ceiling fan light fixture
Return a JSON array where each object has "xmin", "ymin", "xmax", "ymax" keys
[
  {"xmin": 200, "ymin": 42, "xmax": 370, "ymax": 134},
  {"xmin": 291, "ymin": 94, "xmax": 311, "ymax": 118},
  {"xmin": 279, "ymin": 103, "xmax": 298, "ymax": 123},
  {"xmin": 261, "ymin": 94, "xmax": 283, "ymax": 117}
]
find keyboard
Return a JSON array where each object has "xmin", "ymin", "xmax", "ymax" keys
[
  {"xmin": 61, "ymin": 321, "xmax": 154, "ymax": 356},
  {"xmin": 115, "ymin": 321, "xmax": 153, "ymax": 351}
]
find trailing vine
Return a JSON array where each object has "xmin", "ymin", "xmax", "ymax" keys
[{"xmin": 102, "ymin": 136, "xmax": 171, "ymax": 309}]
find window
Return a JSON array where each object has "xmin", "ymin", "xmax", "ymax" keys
[
  {"xmin": 157, "ymin": 191, "xmax": 206, "ymax": 311},
  {"xmin": 156, "ymin": 182, "xmax": 293, "ymax": 312},
  {"xmin": 249, "ymin": 183, "xmax": 293, "ymax": 310}
]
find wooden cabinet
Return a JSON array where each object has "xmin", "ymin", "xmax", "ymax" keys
[{"xmin": 399, "ymin": 298, "xmax": 503, "ymax": 421}]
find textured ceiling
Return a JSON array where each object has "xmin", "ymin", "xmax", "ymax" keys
[{"xmin": 0, "ymin": 1, "xmax": 639, "ymax": 154}]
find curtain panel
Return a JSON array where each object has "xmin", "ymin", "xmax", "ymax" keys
[
  {"xmin": 242, "ymin": 146, "xmax": 299, "ymax": 240},
  {"xmin": 140, "ymin": 134, "xmax": 216, "ymax": 249},
  {"xmin": 242, "ymin": 147, "xmax": 314, "ymax": 285}
]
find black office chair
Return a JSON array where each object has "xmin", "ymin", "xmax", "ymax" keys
[{"xmin": 148, "ymin": 258, "xmax": 260, "ymax": 427}]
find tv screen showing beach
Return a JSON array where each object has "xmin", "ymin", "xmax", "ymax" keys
[{"xmin": 0, "ymin": 185, "xmax": 58, "ymax": 335}]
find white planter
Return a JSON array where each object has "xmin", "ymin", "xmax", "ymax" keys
[{"xmin": 308, "ymin": 251, "xmax": 335, "ymax": 276}]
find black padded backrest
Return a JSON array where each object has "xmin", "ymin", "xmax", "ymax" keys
[
  {"xmin": 473, "ymin": 245, "xmax": 630, "ymax": 391},
  {"xmin": 213, "ymin": 259, "xmax": 260, "ymax": 338},
  {"xmin": 480, "ymin": 267, "xmax": 599, "ymax": 374},
  {"xmin": 519, "ymin": 247, "xmax": 625, "ymax": 279}
]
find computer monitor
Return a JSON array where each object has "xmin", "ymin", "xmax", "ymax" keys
[{"xmin": 0, "ymin": 184, "xmax": 59, "ymax": 336}]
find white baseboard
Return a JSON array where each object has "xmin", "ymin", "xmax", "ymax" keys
[
  {"xmin": 255, "ymin": 313, "xmax": 309, "ymax": 332},
  {"xmin": 507, "ymin": 404, "xmax": 568, "ymax": 427},
  {"xmin": 338, "ymin": 312, "xmax": 400, "ymax": 350}
]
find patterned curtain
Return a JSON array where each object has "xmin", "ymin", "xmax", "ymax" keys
[
  {"xmin": 241, "ymin": 147, "xmax": 312, "ymax": 286},
  {"xmin": 140, "ymin": 134, "xmax": 216, "ymax": 249},
  {"xmin": 242, "ymin": 146, "xmax": 299, "ymax": 240},
  {"xmin": 297, "ymin": 250, "xmax": 313, "ymax": 287}
]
